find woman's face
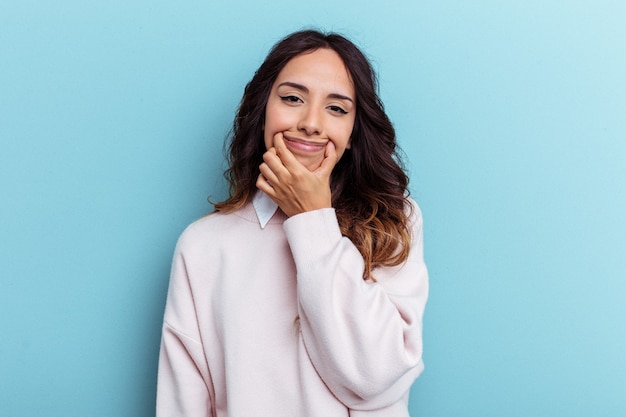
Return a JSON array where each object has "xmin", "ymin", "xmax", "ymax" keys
[{"xmin": 264, "ymin": 48, "xmax": 356, "ymax": 172}]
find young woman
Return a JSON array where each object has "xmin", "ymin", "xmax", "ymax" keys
[{"xmin": 157, "ymin": 30, "xmax": 429, "ymax": 417}]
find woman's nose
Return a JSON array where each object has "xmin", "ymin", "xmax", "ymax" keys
[{"xmin": 297, "ymin": 107, "xmax": 322, "ymax": 136}]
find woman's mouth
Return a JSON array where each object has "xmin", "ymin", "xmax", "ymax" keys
[{"xmin": 283, "ymin": 136, "xmax": 327, "ymax": 153}]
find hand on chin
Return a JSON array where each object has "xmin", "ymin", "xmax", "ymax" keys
[{"xmin": 296, "ymin": 155, "xmax": 325, "ymax": 172}]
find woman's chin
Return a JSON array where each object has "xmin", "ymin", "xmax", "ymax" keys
[{"xmin": 295, "ymin": 155, "xmax": 324, "ymax": 172}]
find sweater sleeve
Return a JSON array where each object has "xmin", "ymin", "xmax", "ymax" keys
[
  {"xmin": 156, "ymin": 239, "xmax": 214, "ymax": 417},
  {"xmin": 282, "ymin": 200, "xmax": 429, "ymax": 410}
]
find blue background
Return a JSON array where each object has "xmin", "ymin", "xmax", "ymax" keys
[{"xmin": 1, "ymin": 1, "xmax": 625, "ymax": 416}]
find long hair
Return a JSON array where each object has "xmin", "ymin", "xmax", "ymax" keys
[{"xmin": 214, "ymin": 30, "xmax": 412, "ymax": 280}]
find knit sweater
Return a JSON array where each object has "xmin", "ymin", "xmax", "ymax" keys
[{"xmin": 156, "ymin": 193, "xmax": 429, "ymax": 417}]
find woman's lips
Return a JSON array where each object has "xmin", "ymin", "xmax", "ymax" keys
[{"xmin": 283, "ymin": 136, "xmax": 327, "ymax": 153}]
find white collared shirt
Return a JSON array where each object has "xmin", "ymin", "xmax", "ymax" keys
[{"xmin": 252, "ymin": 191, "xmax": 279, "ymax": 229}]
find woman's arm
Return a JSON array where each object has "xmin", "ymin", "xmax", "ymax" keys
[
  {"xmin": 156, "ymin": 245, "xmax": 214, "ymax": 417},
  {"xmin": 283, "ymin": 200, "xmax": 429, "ymax": 410}
]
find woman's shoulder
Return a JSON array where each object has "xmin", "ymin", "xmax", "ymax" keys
[
  {"xmin": 405, "ymin": 195, "xmax": 424, "ymax": 226},
  {"xmin": 175, "ymin": 203, "xmax": 258, "ymax": 251}
]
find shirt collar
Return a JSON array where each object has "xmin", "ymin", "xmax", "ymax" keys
[{"xmin": 252, "ymin": 191, "xmax": 279, "ymax": 229}]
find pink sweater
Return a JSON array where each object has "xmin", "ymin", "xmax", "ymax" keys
[{"xmin": 157, "ymin": 195, "xmax": 429, "ymax": 417}]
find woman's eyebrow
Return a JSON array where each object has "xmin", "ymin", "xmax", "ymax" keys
[
  {"xmin": 277, "ymin": 81, "xmax": 354, "ymax": 103},
  {"xmin": 328, "ymin": 93, "xmax": 354, "ymax": 103}
]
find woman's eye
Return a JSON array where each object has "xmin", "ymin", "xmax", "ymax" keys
[
  {"xmin": 328, "ymin": 105, "xmax": 348, "ymax": 115},
  {"xmin": 280, "ymin": 95, "xmax": 302, "ymax": 104}
]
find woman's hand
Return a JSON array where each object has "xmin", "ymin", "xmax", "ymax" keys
[{"xmin": 256, "ymin": 133, "xmax": 339, "ymax": 217}]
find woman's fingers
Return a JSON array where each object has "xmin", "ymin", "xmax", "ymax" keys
[
  {"xmin": 256, "ymin": 172, "xmax": 273, "ymax": 194},
  {"xmin": 258, "ymin": 161, "xmax": 279, "ymax": 187},
  {"xmin": 262, "ymin": 142, "xmax": 295, "ymax": 182},
  {"xmin": 316, "ymin": 140, "xmax": 339, "ymax": 179},
  {"xmin": 260, "ymin": 148, "xmax": 284, "ymax": 183},
  {"xmin": 272, "ymin": 133, "xmax": 306, "ymax": 174}
]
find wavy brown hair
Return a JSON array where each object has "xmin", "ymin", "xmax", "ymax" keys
[{"xmin": 214, "ymin": 30, "xmax": 412, "ymax": 280}]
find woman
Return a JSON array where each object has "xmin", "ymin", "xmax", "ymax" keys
[{"xmin": 157, "ymin": 30, "xmax": 428, "ymax": 417}]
